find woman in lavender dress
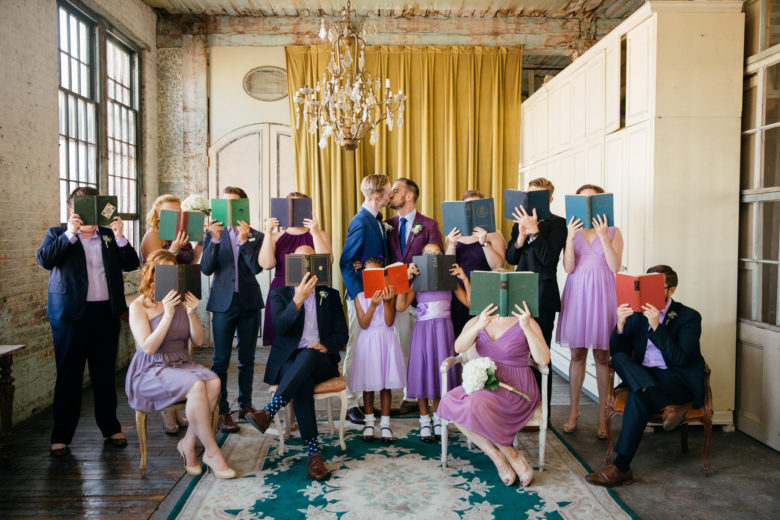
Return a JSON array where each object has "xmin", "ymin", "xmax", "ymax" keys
[
  {"xmin": 396, "ymin": 243, "xmax": 471, "ymax": 443},
  {"xmin": 259, "ymin": 192, "xmax": 332, "ymax": 347},
  {"xmin": 126, "ymin": 250, "xmax": 235, "ymax": 479},
  {"xmin": 556, "ymin": 184, "xmax": 623, "ymax": 438},
  {"xmin": 445, "ymin": 190, "xmax": 507, "ymax": 336},
  {"xmin": 438, "ymin": 301, "xmax": 550, "ymax": 487}
]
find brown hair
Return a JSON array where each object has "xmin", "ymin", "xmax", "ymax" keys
[
  {"xmin": 145, "ymin": 194, "xmax": 181, "ymax": 231},
  {"xmin": 396, "ymin": 178, "xmax": 419, "ymax": 202},
  {"xmin": 576, "ymin": 184, "xmax": 605, "ymax": 195},
  {"xmin": 360, "ymin": 174, "xmax": 391, "ymax": 198},
  {"xmin": 223, "ymin": 186, "xmax": 248, "ymax": 199},
  {"xmin": 647, "ymin": 264, "xmax": 678, "ymax": 289},
  {"xmin": 528, "ymin": 177, "xmax": 555, "ymax": 196},
  {"xmin": 67, "ymin": 186, "xmax": 99, "ymax": 209},
  {"xmin": 140, "ymin": 249, "xmax": 177, "ymax": 307},
  {"xmin": 287, "ymin": 192, "xmax": 310, "ymax": 199},
  {"xmin": 461, "ymin": 190, "xmax": 485, "ymax": 200}
]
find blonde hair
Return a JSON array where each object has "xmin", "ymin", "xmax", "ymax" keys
[
  {"xmin": 360, "ymin": 174, "xmax": 390, "ymax": 199},
  {"xmin": 139, "ymin": 249, "xmax": 177, "ymax": 307},
  {"xmin": 145, "ymin": 194, "xmax": 181, "ymax": 231},
  {"xmin": 528, "ymin": 177, "xmax": 555, "ymax": 196}
]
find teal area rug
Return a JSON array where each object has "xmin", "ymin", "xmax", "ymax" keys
[{"xmin": 170, "ymin": 420, "xmax": 637, "ymax": 519}]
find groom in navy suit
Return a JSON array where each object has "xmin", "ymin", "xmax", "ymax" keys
[
  {"xmin": 339, "ymin": 174, "xmax": 392, "ymax": 416},
  {"xmin": 37, "ymin": 186, "xmax": 140, "ymax": 456}
]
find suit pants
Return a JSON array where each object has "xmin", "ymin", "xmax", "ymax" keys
[
  {"xmin": 211, "ymin": 294, "xmax": 261, "ymax": 414},
  {"xmin": 276, "ymin": 348, "xmax": 339, "ymax": 440},
  {"xmin": 532, "ymin": 309, "xmax": 556, "ymax": 419},
  {"xmin": 49, "ymin": 301, "xmax": 121, "ymax": 445},
  {"xmin": 394, "ymin": 306, "xmax": 416, "ymax": 401},
  {"xmin": 343, "ymin": 298, "xmax": 361, "ymax": 403},
  {"xmin": 611, "ymin": 351, "xmax": 693, "ymax": 463}
]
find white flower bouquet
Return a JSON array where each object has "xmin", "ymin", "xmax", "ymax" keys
[
  {"xmin": 462, "ymin": 356, "xmax": 530, "ymax": 401},
  {"xmin": 181, "ymin": 194, "xmax": 211, "ymax": 216}
]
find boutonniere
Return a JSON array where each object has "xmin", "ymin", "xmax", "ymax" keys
[
  {"xmin": 247, "ymin": 233, "xmax": 255, "ymax": 242},
  {"xmin": 411, "ymin": 223, "xmax": 423, "ymax": 236},
  {"xmin": 318, "ymin": 290, "xmax": 329, "ymax": 305},
  {"xmin": 664, "ymin": 311, "xmax": 678, "ymax": 326},
  {"xmin": 102, "ymin": 235, "xmax": 113, "ymax": 249},
  {"xmin": 382, "ymin": 222, "xmax": 393, "ymax": 233}
]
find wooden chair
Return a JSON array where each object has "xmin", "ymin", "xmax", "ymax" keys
[
  {"xmin": 440, "ymin": 346, "xmax": 549, "ymax": 472},
  {"xmin": 605, "ymin": 363, "xmax": 713, "ymax": 476},
  {"xmin": 134, "ymin": 342, "xmax": 219, "ymax": 476},
  {"xmin": 267, "ymin": 376, "xmax": 348, "ymax": 455}
]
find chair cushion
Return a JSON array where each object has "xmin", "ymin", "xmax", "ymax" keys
[
  {"xmin": 612, "ymin": 388, "xmax": 709, "ymax": 423},
  {"xmin": 314, "ymin": 376, "xmax": 346, "ymax": 394}
]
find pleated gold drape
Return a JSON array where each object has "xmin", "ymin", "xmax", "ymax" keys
[{"xmin": 286, "ymin": 45, "xmax": 522, "ymax": 292}]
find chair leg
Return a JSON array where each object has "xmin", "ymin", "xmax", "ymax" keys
[
  {"xmin": 539, "ymin": 426, "xmax": 546, "ymax": 473},
  {"xmin": 337, "ymin": 391, "xmax": 347, "ymax": 451},
  {"xmin": 681, "ymin": 424, "xmax": 689, "ymax": 453},
  {"xmin": 605, "ymin": 409, "xmax": 617, "ymax": 465},
  {"xmin": 326, "ymin": 397, "xmax": 335, "ymax": 435},
  {"xmin": 702, "ymin": 419, "xmax": 712, "ymax": 477},
  {"xmin": 211, "ymin": 405, "xmax": 219, "ymax": 435},
  {"xmin": 283, "ymin": 404, "xmax": 293, "ymax": 440},
  {"xmin": 440, "ymin": 419, "xmax": 449, "ymax": 467},
  {"xmin": 136, "ymin": 410, "xmax": 147, "ymax": 477},
  {"xmin": 274, "ymin": 412, "xmax": 285, "ymax": 455}
]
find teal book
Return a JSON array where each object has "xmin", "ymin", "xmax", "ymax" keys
[
  {"xmin": 441, "ymin": 197, "xmax": 496, "ymax": 235},
  {"xmin": 211, "ymin": 198, "xmax": 250, "ymax": 227},
  {"xmin": 469, "ymin": 271, "xmax": 539, "ymax": 317},
  {"xmin": 73, "ymin": 195, "xmax": 118, "ymax": 226},
  {"xmin": 158, "ymin": 209, "xmax": 205, "ymax": 242},
  {"xmin": 565, "ymin": 193, "xmax": 614, "ymax": 229},
  {"xmin": 504, "ymin": 189, "xmax": 551, "ymax": 220}
]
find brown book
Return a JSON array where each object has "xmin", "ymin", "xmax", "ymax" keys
[{"xmin": 284, "ymin": 253, "xmax": 332, "ymax": 287}]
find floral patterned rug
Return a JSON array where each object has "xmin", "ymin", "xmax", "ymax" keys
[{"xmin": 169, "ymin": 420, "xmax": 637, "ymax": 520}]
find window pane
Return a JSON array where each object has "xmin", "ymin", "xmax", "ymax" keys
[
  {"xmin": 87, "ymin": 103, "xmax": 95, "ymax": 144},
  {"xmin": 743, "ymin": 80, "xmax": 757, "ymax": 131},
  {"xmin": 79, "ymin": 22, "xmax": 88, "ymax": 62},
  {"xmin": 59, "ymin": 8, "xmax": 68, "ymax": 51},
  {"xmin": 738, "ymin": 262, "xmax": 754, "ymax": 320},
  {"xmin": 59, "ymin": 136, "xmax": 67, "ymax": 179},
  {"xmin": 88, "ymin": 144, "xmax": 97, "ymax": 184},
  {"xmin": 60, "ymin": 52, "xmax": 69, "ymax": 90},
  {"xmin": 60, "ymin": 180, "xmax": 69, "ymax": 224},
  {"xmin": 58, "ymin": 91, "xmax": 66, "ymax": 134},
  {"xmin": 71, "ymin": 57, "xmax": 80, "ymax": 95},
  {"xmin": 761, "ymin": 200, "xmax": 780, "ymax": 261},
  {"xmin": 69, "ymin": 16, "xmax": 78, "ymax": 57},
  {"xmin": 741, "ymin": 133, "xmax": 757, "ymax": 189},
  {"xmin": 770, "ymin": 0, "xmax": 780, "ymax": 48},
  {"xmin": 78, "ymin": 142, "xmax": 87, "ymax": 183},
  {"xmin": 68, "ymin": 139, "xmax": 77, "ymax": 180},
  {"xmin": 77, "ymin": 98, "xmax": 86, "ymax": 141},
  {"xmin": 740, "ymin": 203, "xmax": 755, "ymax": 259},
  {"xmin": 766, "ymin": 62, "xmax": 780, "ymax": 125},
  {"xmin": 763, "ymin": 126, "xmax": 780, "ymax": 188},
  {"xmin": 760, "ymin": 263, "xmax": 778, "ymax": 325},
  {"xmin": 81, "ymin": 64, "xmax": 89, "ymax": 98}
]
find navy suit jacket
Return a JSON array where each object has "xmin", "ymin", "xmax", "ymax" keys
[
  {"xmin": 609, "ymin": 300, "xmax": 705, "ymax": 408},
  {"xmin": 263, "ymin": 286, "xmax": 348, "ymax": 385},
  {"xmin": 339, "ymin": 207, "xmax": 389, "ymax": 299},
  {"xmin": 201, "ymin": 227, "xmax": 265, "ymax": 312},
  {"xmin": 36, "ymin": 226, "xmax": 140, "ymax": 322},
  {"xmin": 386, "ymin": 212, "xmax": 443, "ymax": 265}
]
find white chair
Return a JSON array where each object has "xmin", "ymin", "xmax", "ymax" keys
[
  {"xmin": 267, "ymin": 376, "xmax": 348, "ymax": 455},
  {"xmin": 439, "ymin": 346, "xmax": 549, "ymax": 472}
]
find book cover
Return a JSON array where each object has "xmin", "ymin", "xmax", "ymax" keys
[
  {"xmin": 441, "ymin": 198, "xmax": 496, "ymax": 236},
  {"xmin": 565, "ymin": 193, "xmax": 614, "ymax": 229},
  {"xmin": 284, "ymin": 253, "xmax": 332, "ymax": 287},
  {"xmin": 468, "ymin": 198, "xmax": 496, "ymax": 233},
  {"xmin": 211, "ymin": 198, "xmax": 250, "ymax": 227},
  {"xmin": 73, "ymin": 195, "xmax": 118, "ymax": 226},
  {"xmin": 412, "ymin": 254, "xmax": 458, "ymax": 292},
  {"xmin": 503, "ymin": 189, "xmax": 552, "ymax": 220},
  {"xmin": 154, "ymin": 264, "xmax": 202, "ymax": 301},
  {"xmin": 441, "ymin": 201, "xmax": 470, "ymax": 236},
  {"xmin": 271, "ymin": 197, "xmax": 313, "ymax": 228},
  {"xmin": 158, "ymin": 210, "xmax": 205, "ymax": 242},
  {"xmin": 616, "ymin": 272, "xmax": 665, "ymax": 312},
  {"xmin": 362, "ymin": 262, "xmax": 410, "ymax": 296},
  {"xmin": 469, "ymin": 271, "xmax": 539, "ymax": 317}
]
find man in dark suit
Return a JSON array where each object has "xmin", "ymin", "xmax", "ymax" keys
[
  {"xmin": 505, "ymin": 177, "xmax": 566, "ymax": 415},
  {"xmin": 586, "ymin": 264, "xmax": 705, "ymax": 487},
  {"xmin": 246, "ymin": 246, "xmax": 348, "ymax": 480},
  {"xmin": 36, "ymin": 186, "xmax": 140, "ymax": 456},
  {"xmin": 202, "ymin": 186, "xmax": 265, "ymax": 432}
]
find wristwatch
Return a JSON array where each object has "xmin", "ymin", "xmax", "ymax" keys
[{"xmin": 481, "ymin": 240, "xmax": 491, "ymax": 248}]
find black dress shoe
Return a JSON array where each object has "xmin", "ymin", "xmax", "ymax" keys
[
  {"xmin": 50, "ymin": 446, "xmax": 71, "ymax": 457},
  {"xmin": 105, "ymin": 437, "xmax": 128, "ymax": 448},
  {"xmin": 346, "ymin": 406, "xmax": 365, "ymax": 425}
]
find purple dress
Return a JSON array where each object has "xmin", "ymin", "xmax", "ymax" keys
[
  {"xmin": 349, "ymin": 292, "xmax": 406, "ymax": 393},
  {"xmin": 451, "ymin": 241, "xmax": 490, "ymax": 336},
  {"xmin": 262, "ymin": 231, "xmax": 315, "ymax": 345},
  {"xmin": 438, "ymin": 322, "xmax": 540, "ymax": 446},
  {"xmin": 407, "ymin": 291, "xmax": 460, "ymax": 400},
  {"xmin": 125, "ymin": 306, "xmax": 217, "ymax": 413},
  {"xmin": 556, "ymin": 227, "xmax": 619, "ymax": 350}
]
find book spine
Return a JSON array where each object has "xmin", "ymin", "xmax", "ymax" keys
[
  {"xmin": 431, "ymin": 256, "xmax": 438, "ymax": 289},
  {"xmin": 465, "ymin": 203, "xmax": 473, "ymax": 235},
  {"xmin": 179, "ymin": 212, "xmax": 189, "ymax": 235},
  {"xmin": 499, "ymin": 272, "xmax": 509, "ymax": 316}
]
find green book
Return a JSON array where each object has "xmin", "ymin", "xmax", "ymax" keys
[
  {"xmin": 469, "ymin": 271, "xmax": 539, "ymax": 317},
  {"xmin": 73, "ymin": 195, "xmax": 118, "ymax": 226},
  {"xmin": 210, "ymin": 198, "xmax": 250, "ymax": 227},
  {"xmin": 158, "ymin": 209, "xmax": 205, "ymax": 242}
]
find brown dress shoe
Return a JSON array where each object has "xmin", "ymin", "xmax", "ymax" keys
[
  {"xmin": 218, "ymin": 413, "xmax": 240, "ymax": 433},
  {"xmin": 245, "ymin": 409, "xmax": 271, "ymax": 434},
  {"xmin": 238, "ymin": 405, "xmax": 257, "ymax": 420},
  {"xmin": 662, "ymin": 405, "xmax": 688, "ymax": 431},
  {"xmin": 585, "ymin": 464, "xmax": 634, "ymax": 487},
  {"xmin": 307, "ymin": 453, "xmax": 328, "ymax": 480}
]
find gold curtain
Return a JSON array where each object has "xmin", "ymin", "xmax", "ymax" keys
[{"xmin": 286, "ymin": 45, "xmax": 522, "ymax": 293}]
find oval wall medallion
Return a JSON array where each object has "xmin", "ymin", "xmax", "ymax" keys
[{"xmin": 243, "ymin": 66, "xmax": 288, "ymax": 101}]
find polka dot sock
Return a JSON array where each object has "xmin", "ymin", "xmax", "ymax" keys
[
  {"xmin": 263, "ymin": 395, "xmax": 287, "ymax": 420},
  {"xmin": 304, "ymin": 437, "xmax": 321, "ymax": 457}
]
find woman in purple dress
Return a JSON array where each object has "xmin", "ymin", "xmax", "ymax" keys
[
  {"xmin": 126, "ymin": 250, "xmax": 235, "ymax": 479},
  {"xmin": 556, "ymin": 184, "xmax": 623, "ymax": 438},
  {"xmin": 396, "ymin": 243, "xmax": 471, "ymax": 443},
  {"xmin": 438, "ymin": 301, "xmax": 550, "ymax": 487},
  {"xmin": 259, "ymin": 192, "xmax": 332, "ymax": 347},
  {"xmin": 445, "ymin": 190, "xmax": 507, "ymax": 336}
]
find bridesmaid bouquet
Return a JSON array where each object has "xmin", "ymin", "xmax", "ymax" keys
[
  {"xmin": 181, "ymin": 194, "xmax": 211, "ymax": 216},
  {"xmin": 462, "ymin": 357, "xmax": 531, "ymax": 401}
]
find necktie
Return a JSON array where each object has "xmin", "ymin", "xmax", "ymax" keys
[{"xmin": 399, "ymin": 217, "xmax": 407, "ymax": 254}]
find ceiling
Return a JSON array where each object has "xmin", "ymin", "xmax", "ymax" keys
[{"xmin": 143, "ymin": 0, "xmax": 644, "ymax": 19}]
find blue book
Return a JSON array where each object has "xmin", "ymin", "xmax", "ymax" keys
[
  {"xmin": 504, "ymin": 189, "xmax": 551, "ymax": 220},
  {"xmin": 565, "ymin": 193, "xmax": 614, "ymax": 229},
  {"xmin": 441, "ymin": 198, "xmax": 496, "ymax": 236}
]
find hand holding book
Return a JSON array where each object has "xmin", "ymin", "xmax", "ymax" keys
[{"xmin": 511, "ymin": 301, "xmax": 534, "ymax": 331}]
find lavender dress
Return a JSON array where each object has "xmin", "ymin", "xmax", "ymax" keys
[
  {"xmin": 438, "ymin": 322, "xmax": 540, "ymax": 446},
  {"xmin": 407, "ymin": 291, "xmax": 460, "ymax": 400},
  {"xmin": 125, "ymin": 306, "xmax": 217, "ymax": 413},
  {"xmin": 451, "ymin": 241, "xmax": 490, "ymax": 336},
  {"xmin": 556, "ymin": 227, "xmax": 619, "ymax": 350},
  {"xmin": 349, "ymin": 292, "xmax": 406, "ymax": 393},
  {"xmin": 262, "ymin": 231, "xmax": 315, "ymax": 345}
]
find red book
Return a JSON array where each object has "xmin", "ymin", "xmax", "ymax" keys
[
  {"xmin": 616, "ymin": 273, "xmax": 666, "ymax": 312},
  {"xmin": 362, "ymin": 263, "xmax": 410, "ymax": 296}
]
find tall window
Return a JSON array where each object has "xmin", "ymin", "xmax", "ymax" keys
[{"xmin": 57, "ymin": 2, "xmax": 140, "ymax": 248}]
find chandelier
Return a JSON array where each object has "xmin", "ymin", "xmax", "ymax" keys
[{"xmin": 292, "ymin": 1, "xmax": 406, "ymax": 151}]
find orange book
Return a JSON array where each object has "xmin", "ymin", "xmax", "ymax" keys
[
  {"xmin": 616, "ymin": 273, "xmax": 665, "ymax": 312},
  {"xmin": 362, "ymin": 263, "xmax": 410, "ymax": 296}
]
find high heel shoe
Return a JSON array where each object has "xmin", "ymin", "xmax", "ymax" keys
[
  {"xmin": 507, "ymin": 449, "xmax": 534, "ymax": 487},
  {"xmin": 202, "ymin": 451, "xmax": 236, "ymax": 479},
  {"xmin": 562, "ymin": 411, "xmax": 580, "ymax": 434},
  {"xmin": 176, "ymin": 440, "xmax": 202, "ymax": 476}
]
